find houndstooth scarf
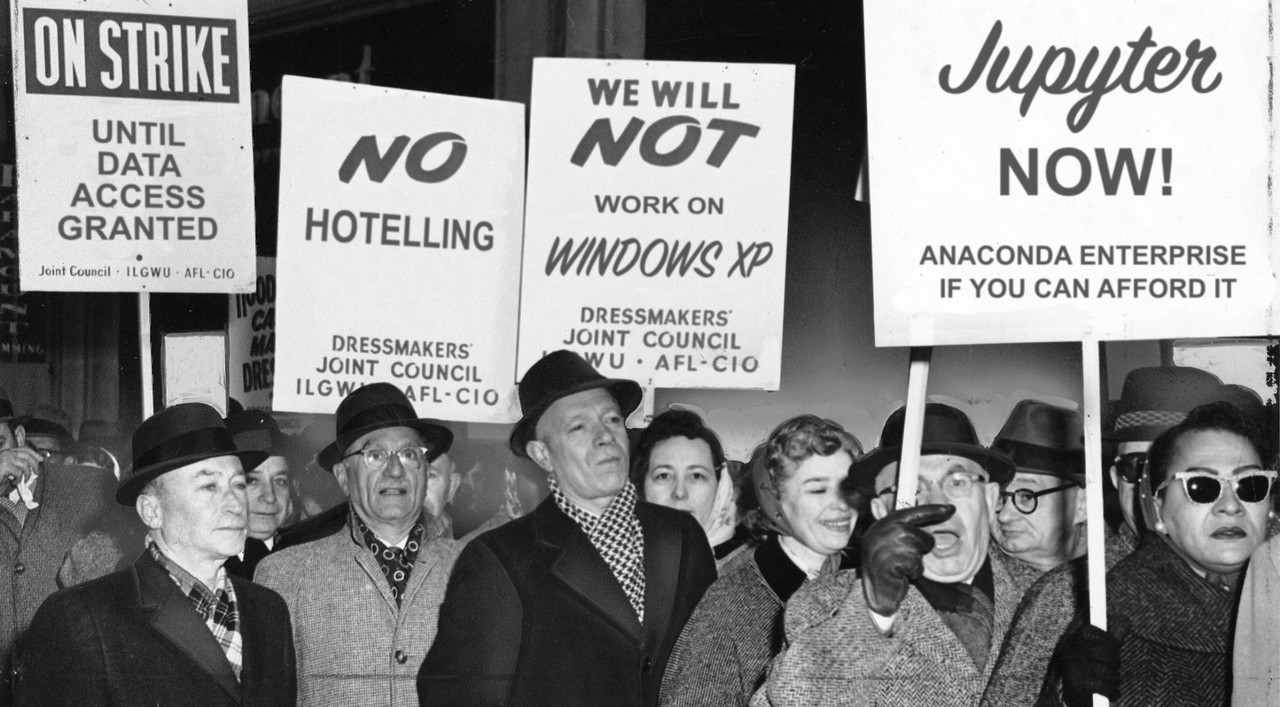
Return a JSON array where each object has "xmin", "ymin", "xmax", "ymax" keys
[{"xmin": 550, "ymin": 476, "xmax": 646, "ymax": 622}]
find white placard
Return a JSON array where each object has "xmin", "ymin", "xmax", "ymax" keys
[
  {"xmin": 12, "ymin": 0, "xmax": 257, "ymax": 292},
  {"xmin": 273, "ymin": 76, "xmax": 525, "ymax": 423},
  {"xmin": 518, "ymin": 58, "xmax": 795, "ymax": 389},
  {"xmin": 227, "ymin": 256, "xmax": 275, "ymax": 411},
  {"xmin": 865, "ymin": 1, "xmax": 1278, "ymax": 346}
]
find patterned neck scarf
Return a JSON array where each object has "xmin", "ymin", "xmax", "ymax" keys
[
  {"xmin": 350, "ymin": 511, "xmax": 426, "ymax": 606},
  {"xmin": 550, "ymin": 476, "xmax": 646, "ymax": 622},
  {"xmin": 146, "ymin": 538, "xmax": 242, "ymax": 680}
]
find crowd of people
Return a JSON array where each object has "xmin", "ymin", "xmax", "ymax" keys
[{"xmin": 0, "ymin": 349, "xmax": 1276, "ymax": 706}]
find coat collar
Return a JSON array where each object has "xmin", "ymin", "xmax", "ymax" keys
[
  {"xmin": 754, "ymin": 534, "xmax": 808, "ymax": 604},
  {"xmin": 132, "ymin": 550, "xmax": 242, "ymax": 703},
  {"xmin": 531, "ymin": 496, "xmax": 645, "ymax": 642}
]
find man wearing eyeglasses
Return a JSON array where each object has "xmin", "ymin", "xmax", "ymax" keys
[
  {"xmin": 755, "ymin": 403, "xmax": 1033, "ymax": 706},
  {"xmin": 256, "ymin": 382, "xmax": 461, "ymax": 707},
  {"xmin": 990, "ymin": 401, "xmax": 1087, "ymax": 574}
]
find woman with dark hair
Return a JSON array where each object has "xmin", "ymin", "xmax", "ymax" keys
[
  {"xmin": 1053, "ymin": 401, "xmax": 1275, "ymax": 706},
  {"xmin": 632, "ymin": 409, "xmax": 748, "ymax": 565},
  {"xmin": 659, "ymin": 415, "xmax": 863, "ymax": 707}
]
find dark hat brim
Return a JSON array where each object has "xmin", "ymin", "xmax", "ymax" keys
[
  {"xmin": 116, "ymin": 450, "xmax": 270, "ymax": 506},
  {"xmin": 509, "ymin": 378, "xmax": 643, "ymax": 458},
  {"xmin": 849, "ymin": 442, "xmax": 1016, "ymax": 489},
  {"xmin": 316, "ymin": 419, "xmax": 453, "ymax": 472}
]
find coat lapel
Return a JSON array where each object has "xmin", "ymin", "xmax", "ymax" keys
[
  {"xmin": 354, "ymin": 546, "xmax": 399, "ymax": 613},
  {"xmin": 134, "ymin": 552, "xmax": 242, "ymax": 703},
  {"xmin": 400, "ymin": 539, "xmax": 442, "ymax": 607},
  {"xmin": 898, "ymin": 585, "xmax": 978, "ymax": 677},
  {"xmin": 637, "ymin": 503, "xmax": 678, "ymax": 648},
  {"xmin": 534, "ymin": 498, "xmax": 643, "ymax": 642}
]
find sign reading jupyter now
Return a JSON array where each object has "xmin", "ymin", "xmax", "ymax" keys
[
  {"xmin": 12, "ymin": 0, "xmax": 255, "ymax": 292},
  {"xmin": 517, "ymin": 58, "xmax": 795, "ymax": 389},
  {"xmin": 864, "ymin": 0, "xmax": 1278, "ymax": 346},
  {"xmin": 273, "ymin": 76, "xmax": 526, "ymax": 423}
]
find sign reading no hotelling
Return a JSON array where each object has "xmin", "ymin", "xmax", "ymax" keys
[
  {"xmin": 12, "ymin": 0, "xmax": 256, "ymax": 292},
  {"xmin": 517, "ymin": 58, "xmax": 795, "ymax": 389},
  {"xmin": 273, "ymin": 76, "xmax": 525, "ymax": 423},
  {"xmin": 865, "ymin": 0, "xmax": 1278, "ymax": 346}
]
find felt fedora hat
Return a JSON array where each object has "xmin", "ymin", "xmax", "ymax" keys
[
  {"xmin": 992, "ymin": 400, "xmax": 1085, "ymax": 483},
  {"xmin": 316, "ymin": 382, "xmax": 452, "ymax": 472},
  {"xmin": 225, "ymin": 409, "xmax": 298, "ymax": 460},
  {"xmin": 849, "ymin": 402, "xmax": 1015, "ymax": 489},
  {"xmin": 117, "ymin": 402, "xmax": 269, "ymax": 505},
  {"xmin": 1109, "ymin": 366, "xmax": 1223, "ymax": 442},
  {"xmin": 509, "ymin": 350, "xmax": 642, "ymax": 458}
]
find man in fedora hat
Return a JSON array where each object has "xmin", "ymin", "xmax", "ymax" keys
[
  {"xmin": 256, "ymin": 382, "xmax": 460, "ymax": 707},
  {"xmin": 13, "ymin": 402, "xmax": 296, "ymax": 706},
  {"xmin": 418, "ymin": 350, "xmax": 716, "ymax": 707},
  {"xmin": 0, "ymin": 391, "xmax": 140, "ymax": 701},
  {"xmin": 224, "ymin": 410, "xmax": 296, "ymax": 579},
  {"xmin": 755, "ymin": 402, "xmax": 1039, "ymax": 706},
  {"xmin": 991, "ymin": 400, "xmax": 1087, "ymax": 574}
]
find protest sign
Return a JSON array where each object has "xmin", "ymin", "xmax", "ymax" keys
[
  {"xmin": 273, "ymin": 76, "xmax": 525, "ymax": 423},
  {"xmin": 11, "ymin": 0, "xmax": 257, "ymax": 293},
  {"xmin": 864, "ymin": 1, "xmax": 1276, "ymax": 347},
  {"xmin": 517, "ymin": 58, "xmax": 794, "ymax": 389},
  {"xmin": 227, "ymin": 256, "xmax": 275, "ymax": 410}
]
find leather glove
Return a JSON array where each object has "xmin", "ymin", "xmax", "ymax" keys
[
  {"xmin": 1055, "ymin": 621, "xmax": 1122, "ymax": 707},
  {"xmin": 860, "ymin": 504, "xmax": 955, "ymax": 616}
]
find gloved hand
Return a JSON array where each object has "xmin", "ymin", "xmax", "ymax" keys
[
  {"xmin": 1055, "ymin": 621, "xmax": 1122, "ymax": 707},
  {"xmin": 860, "ymin": 504, "xmax": 955, "ymax": 616}
]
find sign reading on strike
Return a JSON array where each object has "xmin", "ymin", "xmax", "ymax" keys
[
  {"xmin": 864, "ymin": 1, "xmax": 1278, "ymax": 346},
  {"xmin": 12, "ymin": 0, "xmax": 256, "ymax": 292},
  {"xmin": 518, "ymin": 58, "xmax": 794, "ymax": 389},
  {"xmin": 227, "ymin": 257, "xmax": 276, "ymax": 411},
  {"xmin": 273, "ymin": 76, "xmax": 525, "ymax": 423}
]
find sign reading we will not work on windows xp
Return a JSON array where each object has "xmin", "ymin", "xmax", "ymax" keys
[
  {"xmin": 12, "ymin": 0, "xmax": 256, "ymax": 293},
  {"xmin": 865, "ymin": 0, "xmax": 1278, "ymax": 346}
]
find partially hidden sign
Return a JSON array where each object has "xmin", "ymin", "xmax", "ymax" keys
[
  {"xmin": 864, "ymin": 1, "xmax": 1278, "ymax": 346},
  {"xmin": 518, "ymin": 58, "xmax": 794, "ymax": 389},
  {"xmin": 12, "ymin": 0, "xmax": 256, "ymax": 292},
  {"xmin": 227, "ymin": 257, "xmax": 275, "ymax": 411},
  {"xmin": 273, "ymin": 76, "xmax": 525, "ymax": 423}
]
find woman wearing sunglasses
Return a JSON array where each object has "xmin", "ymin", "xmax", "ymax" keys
[{"xmin": 1054, "ymin": 401, "xmax": 1275, "ymax": 707}]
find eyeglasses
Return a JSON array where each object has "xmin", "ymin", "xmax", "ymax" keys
[
  {"xmin": 1113, "ymin": 453, "xmax": 1147, "ymax": 483},
  {"xmin": 998, "ymin": 484, "xmax": 1077, "ymax": 515},
  {"xmin": 1156, "ymin": 469, "xmax": 1277, "ymax": 505},
  {"xmin": 340, "ymin": 446, "xmax": 431, "ymax": 470},
  {"xmin": 916, "ymin": 470, "xmax": 989, "ymax": 503}
]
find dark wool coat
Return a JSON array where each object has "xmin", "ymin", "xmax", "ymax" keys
[
  {"xmin": 981, "ymin": 523, "xmax": 1136, "ymax": 707},
  {"xmin": 751, "ymin": 549, "xmax": 1036, "ymax": 707},
  {"xmin": 660, "ymin": 534, "xmax": 806, "ymax": 707},
  {"xmin": 1, "ymin": 462, "xmax": 140, "ymax": 698},
  {"xmin": 1053, "ymin": 534, "xmax": 1238, "ymax": 707},
  {"xmin": 417, "ymin": 496, "xmax": 717, "ymax": 707},
  {"xmin": 13, "ymin": 551, "xmax": 296, "ymax": 706}
]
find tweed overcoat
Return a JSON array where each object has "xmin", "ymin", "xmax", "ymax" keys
[
  {"xmin": 660, "ymin": 534, "xmax": 804, "ymax": 707},
  {"xmin": 751, "ymin": 549, "xmax": 1033, "ymax": 707},
  {"xmin": 980, "ymin": 523, "xmax": 1136, "ymax": 707},
  {"xmin": 1041, "ymin": 534, "xmax": 1238, "ymax": 707},
  {"xmin": 416, "ymin": 495, "xmax": 717, "ymax": 707},
  {"xmin": 255, "ymin": 522, "xmax": 461, "ymax": 707},
  {"xmin": 13, "ymin": 550, "xmax": 296, "ymax": 706},
  {"xmin": 1, "ymin": 462, "xmax": 139, "ymax": 696}
]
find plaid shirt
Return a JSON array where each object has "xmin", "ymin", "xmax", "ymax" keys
[{"xmin": 146, "ymin": 538, "xmax": 243, "ymax": 681}]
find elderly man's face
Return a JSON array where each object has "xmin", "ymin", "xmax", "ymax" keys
[
  {"xmin": 915, "ymin": 454, "xmax": 999, "ymax": 584},
  {"xmin": 336, "ymin": 426, "xmax": 428, "ymax": 533},
  {"xmin": 246, "ymin": 456, "xmax": 292, "ymax": 541},
  {"xmin": 1111, "ymin": 440, "xmax": 1151, "ymax": 534},
  {"xmin": 994, "ymin": 471, "xmax": 1084, "ymax": 572},
  {"xmin": 139, "ymin": 455, "xmax": 248, "ymax": 566},
  {"xmin": 423, "ymin": 452, "xmax": 460, "ymax": 520},
  {"xmin": 528, "ymin": 388, "xmax": 629, "ymax": 515}
]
